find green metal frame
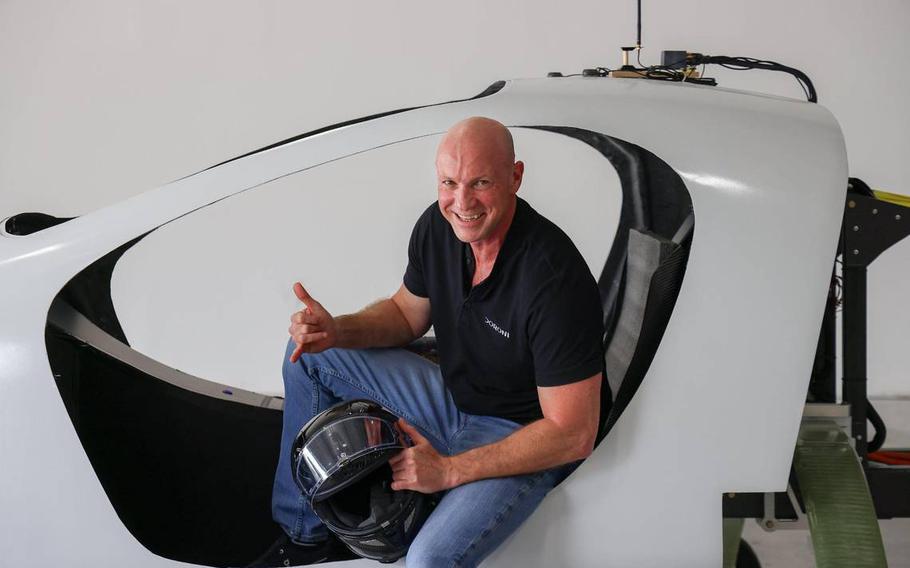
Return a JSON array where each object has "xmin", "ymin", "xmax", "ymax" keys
[
  {"xmin": 722, "ymin": 518, "xmax": 745, "ymax": 568},
  {"xmin": 794, "ymin": 420, "xmax": 887, "ymax": 567}
]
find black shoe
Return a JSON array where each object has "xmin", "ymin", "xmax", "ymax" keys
[{"xmin": 247, "ymin": 533, "xmax": 333, "ymax": 567}]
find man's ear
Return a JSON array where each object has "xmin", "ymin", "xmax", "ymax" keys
[{"xmin": 512, "ymin": 161, "xmax": 525, "ymax": 193}]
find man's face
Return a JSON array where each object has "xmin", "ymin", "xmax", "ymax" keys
[{"xmin": 436, "ymin": 144, "xmax": 523, "ymax": 245}]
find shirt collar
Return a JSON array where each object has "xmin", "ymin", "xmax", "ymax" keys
[{"xmin": 462, "ymin": 197, "xmax": 530, "ymax": 291}]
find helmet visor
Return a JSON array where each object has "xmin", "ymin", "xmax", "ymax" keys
[{"xmin": 294, "ymin": 415, "xmax": 403, "ymax": 499}]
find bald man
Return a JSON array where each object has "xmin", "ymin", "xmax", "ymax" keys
[{"xmin": 257, "ymin": 117, "xmax": 608, "ymax": 567}]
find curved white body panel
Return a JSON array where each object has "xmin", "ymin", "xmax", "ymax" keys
[{"xmin": 0, "ymin": 77, "xmax": 846, "ymax": 566}]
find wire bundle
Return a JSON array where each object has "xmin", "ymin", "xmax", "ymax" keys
[
  {"xmin": 695, "ymin": 55, "xmax": 817, "ymax": 102},
  {"xmin": 641, "ymin": 54, "xmax": 818, "ymax": 103}
]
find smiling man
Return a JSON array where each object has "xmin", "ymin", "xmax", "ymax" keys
[{"xmin": 257, "ymin": 117, "xmax": 609, "ymax": 568}]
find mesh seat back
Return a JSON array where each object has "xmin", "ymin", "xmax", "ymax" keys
[{"xmin": 603, "ymin": 228, "xmax": 688, "ymax": 436}]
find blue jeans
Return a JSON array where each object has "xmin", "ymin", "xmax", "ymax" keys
[{"xmin": 272, "ymin": 339, "xmax": 577, "ymax": 568}]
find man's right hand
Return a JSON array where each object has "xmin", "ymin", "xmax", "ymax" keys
[{"xmin": 288, "ymin": 282, "xmax": 336, "ymax": 362}]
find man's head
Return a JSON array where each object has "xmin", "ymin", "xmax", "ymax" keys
[{"xmin": 435, "ymin": 117, "xmax": 524, "ymax": 246}]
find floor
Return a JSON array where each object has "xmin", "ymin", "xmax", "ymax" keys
[{"xmin": 742, "ymin": 399, "xmax": 910, "ymax": 567}]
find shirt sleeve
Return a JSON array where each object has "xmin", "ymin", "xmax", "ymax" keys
[
  {"xmin": 528, "ymin": 262, "xmax": 605, "ymax": 387},
  {"xmin": 403, "ymin": 207, "xmax": 431, "ymax": 298}
]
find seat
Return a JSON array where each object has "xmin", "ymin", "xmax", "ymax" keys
[{"xmin": 602, "ymin": 226, "xmax": 690, "ymax": 437}]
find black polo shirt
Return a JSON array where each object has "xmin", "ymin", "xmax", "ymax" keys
[{"xmin": 403, "ymin": 197, "xmax": 609, "ymax": 427}]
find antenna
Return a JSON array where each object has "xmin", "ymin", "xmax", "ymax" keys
[
  {"xmin": 614, "ymin": 0, "xmax": 643, "ymax": 74},
  {"xmin": 616, "ymin": 0, "xmax": 643, "ymax": 73},
  {"xmin": 637, "ymin": 0, "xmax": 642, "ymax": 52}
]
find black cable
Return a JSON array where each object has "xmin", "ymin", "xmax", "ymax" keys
[
  {"xmin": 691, "ymin": 54, "xmax": 817, "ymax": 103},
  {"xmin": 634, "ymin": 54, "xmax": 816, "ymax": 102},
  {"xmin": 867, "ymin": 398, "xmax": 887, "ymax": 453},
  {"xmin": 714, "ymin": 59, "xmax": 803, "ymax": 89},
  {"xmin": 634, "ymin": 67, "xmax": 716, "ymax": 86}
]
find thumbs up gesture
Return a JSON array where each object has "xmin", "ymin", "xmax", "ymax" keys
[{"xmin": 288, "ymin": 282, "xmax": 337, "ymax": 362}]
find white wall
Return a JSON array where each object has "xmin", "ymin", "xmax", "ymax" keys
[{"xmin": 2, "ymin": 0, "xmax": 908, "ymax": 396}]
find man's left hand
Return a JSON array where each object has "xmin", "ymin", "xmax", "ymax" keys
[{"xmin": 389, "ymin": 420, "xmax": 456, "ymax": 493}]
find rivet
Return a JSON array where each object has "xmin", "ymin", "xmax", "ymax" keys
[
  {"xmin": 897, "ymin": 214, "xmax": 902, "ymax": 221},
  {"xmin": 853, "ymin": 225, "xmax": 859, "ymax": 232},
  {"xmin": 853, "ymin": 249, "xmax": 859, "ymax": 255},
  {"xmin": 848, "ymin": 201, "xmax": 856, "ymax": 208},
  {"xmin": 765, "ymin": 520, "xmax": 774, "ymax": 529},
  {"xmin": 872, "ymin": 208, "xmax": 878, "ymax": 215}
]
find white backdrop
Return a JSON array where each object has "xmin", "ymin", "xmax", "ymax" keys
[{"xmin": 1, "ymin": 0, "xmax": 908, "ymax": 396}]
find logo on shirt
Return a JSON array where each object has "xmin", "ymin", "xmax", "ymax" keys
[{"xmin": 484, "ymin": 316, "xmax": 511, "ymax": 339}]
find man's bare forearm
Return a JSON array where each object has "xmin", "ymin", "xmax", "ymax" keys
[
  {"xmin": 334, "ymin": 298, "xmax": 419, "ymax": 349},
  {"xmin": 445, "ymin": 417, "xmax": 595, "ymax": 487},
  {"xmin": 389, "ymin": 376, "xmax": 601, "ymax": 494}
]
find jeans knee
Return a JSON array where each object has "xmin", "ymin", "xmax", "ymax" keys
[
  {"xmin": 282, "ymin": 346, "xmax": 318, "ymax": 395},
  {"xmin": 282, "ymin": 341, "xmax": 321, "ymax": 375},
  {"xmin": 406, "ymin": 536, "xmax": 463, "ymax": 568}
]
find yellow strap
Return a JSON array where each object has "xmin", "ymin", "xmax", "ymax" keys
[{"xmin": 873, "ymin": 189, "xmax": 910, "ymax": 208}]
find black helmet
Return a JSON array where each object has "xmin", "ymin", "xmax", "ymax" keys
[{"xmin": 291, "ymin": 399, "xmax": 436, "ymax": 563}]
